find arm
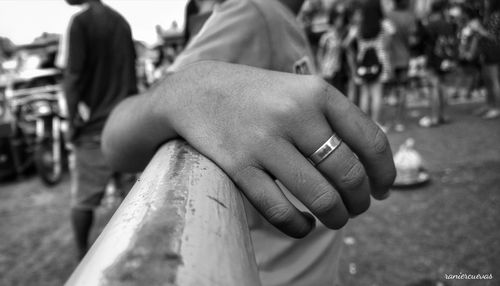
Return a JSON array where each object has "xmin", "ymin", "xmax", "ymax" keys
[
  {"xmin": 342, "ymin": 26, "xmax": 357, "ymax": 49},
  {"xmin": 63, "ymin": 18, "xmax": 86, "ymax": 130},
  {"xmin": 380, "ymin": 34, "xmax": 394, "ymax": 82},
  {"xmin": 103, "ymin": 61, "xmax": 396, "ymax": 238},
  {"xmin": 343, "ymin": 27, "xmax": 361, "ymax": 84},
  {"xmin": 469, "ymin": 20, "xmax": 490, "ymax": 38},
  {"xmin": 380, "ymin": 20, "xmax": 395, "ymax": 82}
]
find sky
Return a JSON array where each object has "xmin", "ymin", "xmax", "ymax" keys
[{"xmin": 0, "ymin": 0, "xmax": 187, "ymax": 45}]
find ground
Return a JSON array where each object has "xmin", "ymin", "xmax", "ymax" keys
[
  {"xmin": 0, "ymin": 103, "xmax": 499, "ymax": 286},
  {"xmin": 338, "ymin": 103, "xmax": 500, "ymax": 286}
]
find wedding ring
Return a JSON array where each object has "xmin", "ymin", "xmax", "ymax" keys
[{"xmin": 308, "ymin": 134, "xmax": 342, "ymax": 166}]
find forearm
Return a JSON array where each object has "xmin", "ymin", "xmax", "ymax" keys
[
  {"xmin": 63, "ymin": 73, "xmax": 81, "ymax": 124},
  {"xmin": 102, "ymin": 62, "xmax": 224, "ymax": 172},
  {"xmin": 102, "ymin": 61, "xmax": 261, "ymax": 173}
]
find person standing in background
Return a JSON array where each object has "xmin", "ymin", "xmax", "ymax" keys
[
  {"xmin": 63, "ymin": 0, "xmax": 137, "ymax": 259},
  {"xmin": 345, "ymin": 0, "xmax": 394, "ymax": 132},
  {"xmin": 473, "ymin": 0, "xmax": 500, "ymax": 119},
  {"xmin": 317, "ymin": 5, "xmax": 350, "ymax": 94},
  {"xmin": 419, "ymin": 0, "xmax": 457, "ymax": 127},
  {"xmin": 457, "ymin": 4, "xmax": 484, "ymax": 103},
  {"xmin": 386, "ymin": 0, "xmax": 417, "ymax": 132}
]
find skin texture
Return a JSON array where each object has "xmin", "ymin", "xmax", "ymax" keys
[{"xmin": 102, "ymin": 61, "xmax": 396, "ymax": 238}]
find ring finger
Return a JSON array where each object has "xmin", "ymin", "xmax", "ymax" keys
[{"xmin": 290, "ymin": 116, "xmax": 371, "ymax": 216}]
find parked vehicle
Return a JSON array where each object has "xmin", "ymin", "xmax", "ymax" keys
[{"xmin": 3, "ymin": 68, "xmax": 68, "ymax": 185}]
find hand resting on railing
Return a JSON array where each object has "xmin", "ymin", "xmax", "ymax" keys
[{"xmin": 102, "ymin": 61, "xmax": 396, "ymax": 238}]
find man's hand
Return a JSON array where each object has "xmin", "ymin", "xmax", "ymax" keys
[{"xmin": 103, "ymin": 61, "xmax": 396, "ymax": 238}]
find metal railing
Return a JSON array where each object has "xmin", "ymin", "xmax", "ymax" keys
[{"xmin": 66, "ymin": 140, "xmax": 261, "ymax": 286}]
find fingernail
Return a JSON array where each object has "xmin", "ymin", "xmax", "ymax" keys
[{"xmin": 374, "ymin": 190, "xmax": 391, "ymax": 200}]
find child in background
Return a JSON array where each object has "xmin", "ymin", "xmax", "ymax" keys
[{"xmin": 345, "ymin": 0, "xmax": 394, "ymax": 131}]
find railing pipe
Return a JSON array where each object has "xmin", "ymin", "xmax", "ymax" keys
[{"xmin": 66, "ymin": 140, "xmax": 261, "ymax": 286}]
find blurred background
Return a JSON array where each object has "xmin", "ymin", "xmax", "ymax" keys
[{"xmin": 0, "ymin": 0, "xmax": 499, "ymax": 285}]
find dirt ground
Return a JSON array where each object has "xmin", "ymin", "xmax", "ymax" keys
[
  {"xmin": 0, "ymin": 103, "xmax": 499, "ymax": 286},
  {"xmin": 0, "ymin": 177, "xmax": 115, "ymax": 286},
  {"xmin": 338, "ymin": 103, "xmax": 500, "ymax": 286},
  {"xmin": 338, "ymin": 162, "xmax": 500, "ymax": 286}
]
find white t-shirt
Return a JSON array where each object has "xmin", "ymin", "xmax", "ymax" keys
[{"xmin": 170, "ymin": 1, "xmax": 342, "ymax": 285}]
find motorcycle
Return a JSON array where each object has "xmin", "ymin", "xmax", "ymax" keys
[{"xmin": 3, "ymin": 68, "xmax": 68, "ymax": 185}]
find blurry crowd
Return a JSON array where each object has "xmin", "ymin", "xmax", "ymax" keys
[
  {"xmin": 314, "ymin": 0, "xmax": 500, "ymax": 131},
  {"xmin": 142, "ymin": 0, "xmax": 500, "ymax": 133}
]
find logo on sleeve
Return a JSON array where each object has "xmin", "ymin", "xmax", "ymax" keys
[{"xmin": 293, "ymin": 56, "xmax": 313, "ymax": 75}]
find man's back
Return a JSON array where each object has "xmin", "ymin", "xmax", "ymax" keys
[{"xmin": 65, "ymin": 3, "xmax": 137, "ymax": 137}]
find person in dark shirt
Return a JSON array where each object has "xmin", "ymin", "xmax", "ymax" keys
[
  {"xmin": 63, "ymin": 0, "xmax": 137, "ymax": 259},
  {"xmin": 387, "ymin": 0, "xmax": 417, "ymax": 75},
  {"xmin": 419, "ymin": 0, "xmax": 456, "ymax": 127}
]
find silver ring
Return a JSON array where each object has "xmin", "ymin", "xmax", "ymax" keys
[{"xmin": 308, "ymin": 134, "xmax": 342, "ymax": 166}]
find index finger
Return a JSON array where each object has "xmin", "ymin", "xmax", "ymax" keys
[{"xmin": 321, "ymin": 85, "xmax": 396, "ymax": 199}]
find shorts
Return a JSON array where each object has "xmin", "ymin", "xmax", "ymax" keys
[{"xmin": 70, "ymin": 138, "xmax": 113, "ymax": 210}]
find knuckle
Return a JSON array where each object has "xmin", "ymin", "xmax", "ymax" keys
[
  {"xmin": 319, "ymin": 77, "xmax": 346, "ymax": 109},
  {"xmin": 309, "ymin": 76, "xmax": 330, "ymax": 102},
  {"xmin": 310, "ymin": 75, "xmax": 328, "ymax": 90},
  {"xmin": 251, "ymin": 131, "xmax": 275, "ymax": 152},
  {"xmin": 340, "ymin": 160, "xmax": 366, "ymax": 190},
  {"xmin": 264, "ymin": 204, "xmax": 295, "ymax": 227},
  {"xmin": 274, "ymin": 96, "xmax": 302, "ymax": 119},
  {"xmin": 310, "ymin": 185, "xmax": 339, "ymax": 215}
]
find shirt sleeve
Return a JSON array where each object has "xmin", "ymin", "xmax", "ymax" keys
[
  {"xmin": 64, "ymin": 16, "xmax": 86, "ymax": 123},
  {"xmin": 56, "ymin": 19, "xmax": 71, "ymax": 69},
  {"xmin": 168, "ymin": 0, "xmax": 271, "ymax": 72}
]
